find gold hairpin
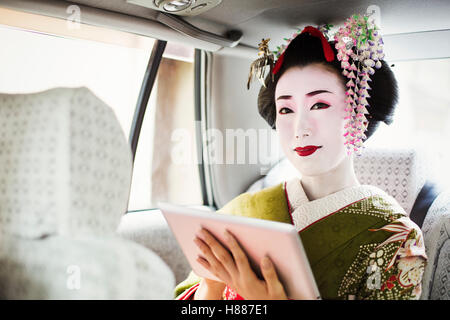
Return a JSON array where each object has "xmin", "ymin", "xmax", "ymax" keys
[{"xmin": 247, "ymin": 38, "xmax": 274, "ymax": 90}]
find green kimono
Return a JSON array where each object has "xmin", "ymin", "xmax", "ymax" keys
[{"xmin": 175, "ymin": 179, "xmax": 427, "ymax": 300}]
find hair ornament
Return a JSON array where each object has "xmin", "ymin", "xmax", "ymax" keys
[
  {"xmin": 334, "ymin": 14, "xmax": 385, "ymax": 156},
  {"xmin": 247, "ymin": 38, "xmax": 275, "ymax": 90},
  {"xmin": 272, "ymin": 25, "xmax": 335, "ymax": 75}
]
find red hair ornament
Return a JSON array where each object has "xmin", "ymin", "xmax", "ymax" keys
[{"xmin": 272, "ymin": 26, "xmax": 335, "ymax": 75}]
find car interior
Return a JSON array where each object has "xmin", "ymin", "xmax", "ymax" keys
[{"xmin": 0, "ymin": 0, "xmax": 449, "ymax": 300}]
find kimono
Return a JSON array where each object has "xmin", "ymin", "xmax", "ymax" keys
[{"xmin": 174, "ymin": 178, "xmax": 427, "ymax": 300}]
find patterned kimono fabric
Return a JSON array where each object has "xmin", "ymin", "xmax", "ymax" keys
[{"xmin": 175, "ymin": 178, "xmax": 427, "ymax": 300}]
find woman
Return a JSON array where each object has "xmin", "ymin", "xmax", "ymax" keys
[{"xmin": 175, "ymin": 15, "xmax": 427, "ymax": 300}]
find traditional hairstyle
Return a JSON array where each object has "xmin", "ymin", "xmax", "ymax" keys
[
  {"xmin": 257, "ymin": 32, "xmax": 398, "ymax": 141},
  {"xmin": 251, "ymin": 15, "xmax": 398, "ymax": 155}
]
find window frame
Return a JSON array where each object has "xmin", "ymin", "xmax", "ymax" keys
[
  {"xmin": 128, "ymin": 39, "xmax": 167, "ymax": 162},
  {"xmin": 194, "ymin": 49, "xmax": 215, "ymax": 209}
]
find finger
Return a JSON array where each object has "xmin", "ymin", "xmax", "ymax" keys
[
  {"xmin": 260, "ymin": 256, "xmax": 284, "ymax": 297},
  {"xmin": 225, "ymin": 230, "xmax": 256, "ymax": 277},
  {"xmin": 195, "ymin": 236, "xmax": 233, "ymax": 282},
  {"xmin": 199, "ymin": 229, "xmax": 238, "ymax": 276},
  {"xmin": 197, "ymin": 255, "xmax": 230, "ymax": 284},
  {"xmin": 196, "ymin": 255, "xmax": 211, "ymax": 269}
]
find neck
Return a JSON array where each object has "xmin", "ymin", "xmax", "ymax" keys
[{"xmin": 300, "ymin": 156, "xmax": 360, "ymax": 201}]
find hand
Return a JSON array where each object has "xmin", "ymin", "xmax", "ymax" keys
[
  {"xmin": 194, "ymin": 228, "xmax": 287, "ymax": 300},
  {"xmin": 193, "ymin": 278, "xmax": 226, "ymax": 300}
]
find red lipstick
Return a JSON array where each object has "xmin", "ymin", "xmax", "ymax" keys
[{"xmin": 294, "ymin": 145, "xmax": 322, "ymax": 157}]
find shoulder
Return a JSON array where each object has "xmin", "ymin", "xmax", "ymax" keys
[
  {"xmin": 355, "ymin": 184, "xmax": 408, "ymax": 220},
  {"xmin": 217, "ymin": 183, "xmax": 291, "ymax": 223}
]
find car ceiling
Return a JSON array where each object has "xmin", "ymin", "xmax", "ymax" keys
[{"xmin": 64, "ymin": 0, "xmax": 450, "ymax": 51}]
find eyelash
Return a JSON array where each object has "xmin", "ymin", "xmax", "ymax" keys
[{"xmin": 278, "ymin": 102, "xmax": 330, "ymax": 114}]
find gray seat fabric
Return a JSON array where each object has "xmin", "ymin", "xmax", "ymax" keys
[
  {"xmin": 117, "ymin": 210, "xmax": 191, "ymax": 285},
  {"xmin": 421, "ymin": 191, "xmax": 450, "ymax": 299},
  {"xmin": 117, "ymin": 205, "xmax": 216, "ymax": 285},
  {"xmin": 431, "ymin": 239, "xmax": 450, "ymax": 300},
  {"xmin": 0, "ymin": 87, "xmax": 174, "ymax": 299},
  {"xmin": 0, "ymin": 234, "xmax": 173, "ymax": 299}
]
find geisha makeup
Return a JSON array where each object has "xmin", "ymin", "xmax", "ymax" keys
[{"xmin": 275, "ymin": 64, "xmax": 350, "ymax": 177}]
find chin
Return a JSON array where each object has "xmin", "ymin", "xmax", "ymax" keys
[
  {"xmin": 290, "ymin": 158, "xmax": 325, "ymax": 177},
  {"xmin": 291, "ymin": 154, "xmax": 345, "ymax": 178}
]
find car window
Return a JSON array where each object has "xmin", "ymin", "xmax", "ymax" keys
[
  {"xmin": 128, "ymin": 49, "xmax": 203, "ymax": 211},
  {"xmin": 365, "ymin": 58, "xmax": 450, "ymax": 188},
  {"xmin": 0, "ymin": 25, "xmax": 150, "ymax": 136},
  {"xmin": 0, "ymin": 8, "xmax": 203, "ymax": 211}
]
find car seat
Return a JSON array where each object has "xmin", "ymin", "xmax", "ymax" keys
[{"xmin": 0, "ymin": 87, "xmax": 174, "ymax": 299}]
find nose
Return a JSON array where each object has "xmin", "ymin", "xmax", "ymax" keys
[
  {"xmin": 296, "ymin": 132, "xmax": 310, "ymax": 139},
  {"xmin": 294, "ymin": 111, "xmax": 312, "ymax": 139}
]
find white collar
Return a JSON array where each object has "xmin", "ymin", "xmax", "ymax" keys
[{"xmin": 285, "ymin": 178, "xmax": 405, "ymax": 232}]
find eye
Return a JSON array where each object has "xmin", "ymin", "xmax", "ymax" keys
[
  {"xmin": 278, "ymin": 107, "xmax": 293, "ymax": 114},
  {"xmin": 311, "ymin": 102, "xmax": 330, "ymax": 110}
]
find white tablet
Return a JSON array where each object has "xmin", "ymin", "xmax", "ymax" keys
[{"xmin": 159, "ymin": 202, "xmax": 321, "ymax": 300}]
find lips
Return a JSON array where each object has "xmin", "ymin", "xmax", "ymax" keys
[{"xmin": 294, "ymin": 145, "xmax": 322, "ymax": 157}]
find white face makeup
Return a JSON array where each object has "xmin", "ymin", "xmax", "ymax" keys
[{"xmin": 275, "ymin": 64, "xmax": 349, "ymax": 177}]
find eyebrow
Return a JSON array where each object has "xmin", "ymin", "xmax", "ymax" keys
[
  {"xmin": 306, "ymin": 90, "xmax": 333, "ymax": 97},
  {"xmin": 276, "ymin": 90, "xmax": 333, "ymax": 101}
]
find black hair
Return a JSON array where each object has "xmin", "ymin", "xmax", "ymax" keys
[{"xmin": 257, "ymin": 32, "xmax": 398, "ymax": 140}]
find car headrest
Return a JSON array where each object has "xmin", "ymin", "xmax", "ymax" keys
[
  {"xmin": 354, "ymin": 147, "xmax": 427, "ymax": 215},
  {"xmin": 0, "ymin": 87, "xmax": 132, "ymax": 239}
]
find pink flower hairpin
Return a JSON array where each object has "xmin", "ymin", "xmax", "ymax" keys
[{"xmin": 334, "ymin": 14, "xmax": 385, "ymax": 156}]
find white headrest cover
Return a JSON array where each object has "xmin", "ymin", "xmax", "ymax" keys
[
  {"xmin": 0, "ymin": 87, "xmax": 132, "ymax": 238},
  {"xmin": 353, "ymin": 147, "xmax": 428, "ymax": 215}
]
